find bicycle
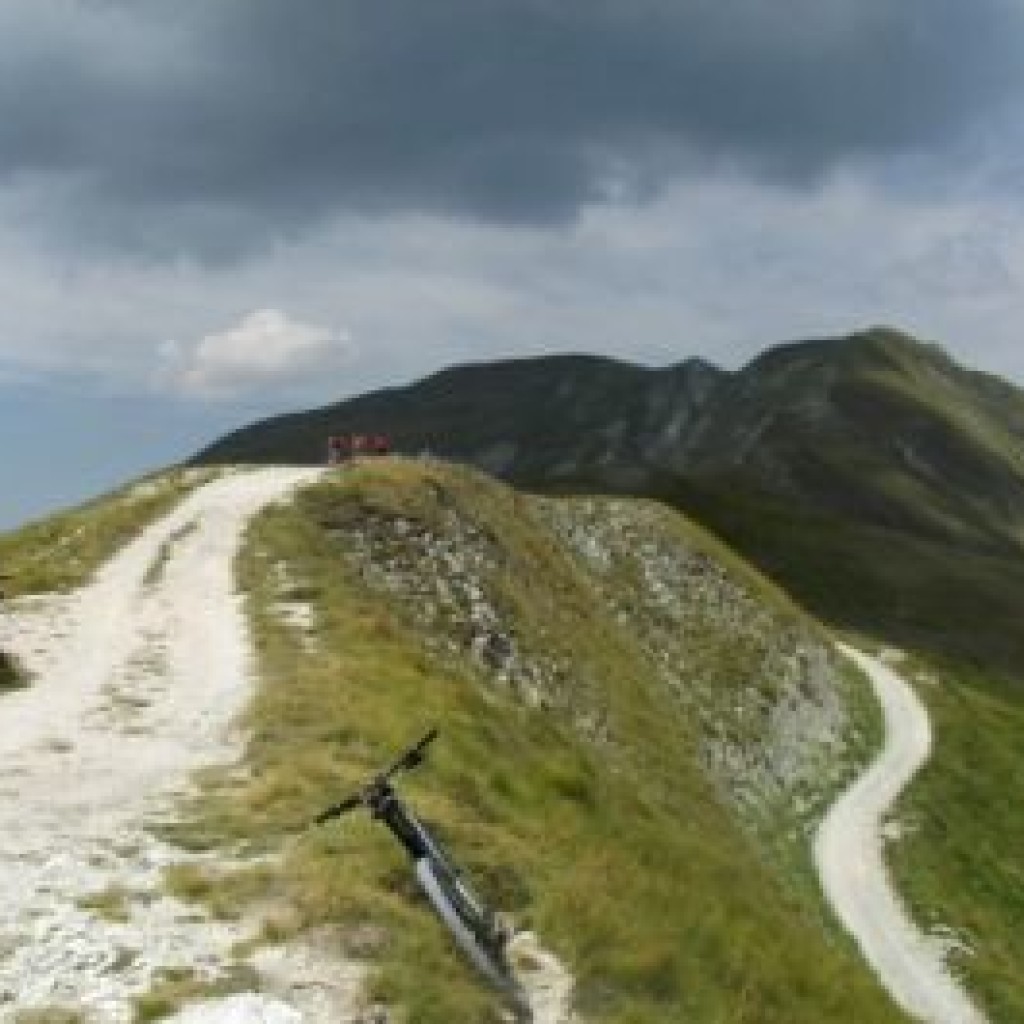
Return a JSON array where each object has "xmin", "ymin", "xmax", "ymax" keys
[{"xmin": 315, "ymin": 729, "xmax": 531, "ymax": 1019}]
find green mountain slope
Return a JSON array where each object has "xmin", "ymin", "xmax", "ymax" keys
[
  {"xmin": 188, "ymin": 329, "xmax": 1024, "ymax": 1018},
  {"xmin": 194, "ymin": 328, "xmax": 1024, "ymax": 676},
  {"xmin": 678, "ymin": 330, "xmax": 1024, "ymax": 547},
  {"xmin": 886, "ymin": 657, "xmax": 1024, "ymax": 1023},
  {"xmin": 171, "ymin": 458, "xmax": 904, "ymax": 1023},
  {"xmin": 195, "ymin": 352, "xmax": 724, "ymax": 490}
]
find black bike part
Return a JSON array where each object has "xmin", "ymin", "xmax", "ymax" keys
[
  {"xmin": 415, "ymin": 856, "xmax": 528, "ymax": 1016},
  {"xmin": 372, "ymin": 790, "xmax": 433, "ymax": 860},
  {"xmin": 408, "ymin": 814, "xmax": 509, "ymax": 958},
  {"xmin": 314, "ymin": 728, "xmax": 438, "ymax": 828},
  {"xmin": 314, "ymin": 793, "xmax": 363, "ymax": 825},
  {"xmin": 382, "ymin": 728, "xmax": 439, "ymax": 782}
]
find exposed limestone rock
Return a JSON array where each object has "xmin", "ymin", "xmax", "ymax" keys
[
  {"xmin": 337, "ymin": 490, "xmax": 855, "ymax": 828},
  {"xmin": 340, "ymin": 509, "xmax": 570, "ymax": 714},
  {"xmin": 534, "ymin": 497, "xmax": 852, "ymax": 823}
]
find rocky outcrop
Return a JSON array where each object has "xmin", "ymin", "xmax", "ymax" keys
[
  {"xmin": 534, "ymin": 497, "xmax": 853, "ymax": 820},
  {"xmin": 331, "ymin": 478, "xmax": 859, "ymax": 825},
  {"xmin": 339, "ymin": 505, "xmax": 578, "ymax": 717}
]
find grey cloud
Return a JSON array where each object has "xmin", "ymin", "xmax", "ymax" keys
[{"xmin": 1, "ymin": 0, "xmax": 1022, "ymax": 255}]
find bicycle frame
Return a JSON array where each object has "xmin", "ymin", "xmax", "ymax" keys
[{"xmin": 314, "ymin": 731, "xmax": 528, "ymax": 1017}]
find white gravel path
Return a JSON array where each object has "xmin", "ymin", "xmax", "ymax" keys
[
  {"xmin": 0, "ymin": 467, "xmax": 324, "ymax": 1022},
  {"xmin": 0, "ymin": 465, "xmax": 579, "ymax": 1024},
  {"xmin": 815, "ymin": 644, "xmax": 987, "ymax": 1024}
]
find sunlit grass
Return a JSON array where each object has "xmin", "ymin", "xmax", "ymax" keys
[
  {"xmin": 887, "ymin": 660, "xmax": 1024, "ymax": 1023},
  {"xmin": 173, "ymin": 458, "xmax": 905, "ymax": 1023},
  {"xmin": 76, "ymin": 883, "xmax": 135, "ymax": 924},
  {"xmin": 131, "ymin": 964, "xmax": 260, "ymax": 1023},
  {"xmin": 12, "ymin": 1010, "xmax": 87, "ymax": 1024},
  {"xmin": 0, "ymin": 467, "xmax": 218, "ymax": 596}
]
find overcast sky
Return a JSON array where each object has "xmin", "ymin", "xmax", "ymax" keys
[{"xmin": 4, "ymin": 0, "xmax": 1024, "ymax": 526}]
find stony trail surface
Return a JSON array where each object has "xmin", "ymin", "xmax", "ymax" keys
[
  {"xmin": 815, "ymin": 645, "xmax": 987, "ymax": 1024},
  {"xmin": 0, "ymin": 467, "xmax": 328, "ymax": 1022},
  {"xmin": 0, "ymin": 466, "xmax": 578, "ymax": 1023}
]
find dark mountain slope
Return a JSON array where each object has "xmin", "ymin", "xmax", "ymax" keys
[
  {"xmin": 195, "ymin": 327, "xmax": 1024, "ymax": 674},
  {"xmin": 649, "ymin": 330, "xmax": 1024, "ymax": 673},
  {"xmin": 197, "ymin": 352, "xmax": 725, "ymax": 490},
  {"xmin": 681, "ymin": 330, "xmax": 1024, "ymax": 552}
]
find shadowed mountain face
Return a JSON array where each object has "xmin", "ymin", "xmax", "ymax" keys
[
  {"xmin": 676, "ymin": 331, "xmax": 1024, "ymax": 551},
  {"xmin": 195, "ymin": 328, "xmax": 1024, "ymax": 675},
  {"xmin": 195, "ymin": 352, "xmax": 726, "ymax": 489}
]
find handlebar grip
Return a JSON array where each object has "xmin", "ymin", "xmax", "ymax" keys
[
  {"xmin": 397, "ymin": 729, "xmax": 438, "ymax": 770},
  {"xmin": 314, "ymin": 794, "xmax": 362, "ymax": 824},
  {"xmin": 412, "ymin": 727, "xmax": 439, "ymax": 757},
  {"xmin": 386, "ymin": 727, "xmax": 440, "ymax": 777}
]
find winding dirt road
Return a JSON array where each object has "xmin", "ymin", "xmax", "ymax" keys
[{"xmin": 815, "ymin": 644, "xmax": 987, "ymax": 1024}]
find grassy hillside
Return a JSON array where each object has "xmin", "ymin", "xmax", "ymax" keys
[
  {"xmin": 0, "ymin": 467, "xmax": 218, "ymax": 697},
  {"xmin": 886, "ymin": 660, "xmax": 1024, "ymax": 1023},
  {"xmin": 665, "ymin": 480, "xmax": 1024, "ymax": 679},
  {"xmin": 169, "ymin": 458, "xmax": 904, "ymax": 1023},
  {"xmin": 0, "ymin": 467, "xmax": 217, "ymax": 597}
]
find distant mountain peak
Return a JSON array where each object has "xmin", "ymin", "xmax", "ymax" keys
[
  {"xmin": 195, "ymin": 328, "xmax": 1024, "ymax": 558},
  {"xmin": 749, "ymin": 325, "xmax": 937, "ymax": 371}
]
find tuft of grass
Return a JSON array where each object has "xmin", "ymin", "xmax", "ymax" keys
[
  {"xmin": 161, "ymin": 861, "xmax": 278, "ymax": 922},
  {"xmin": 132, "ymin": 964, "xmax": 260, "ymax": 1023},
  {"xmin": 173, "ymin": 459, "xmax": 907, "ymax": 1023},
  {"xmin": 13, "ymin": 1011, "xmax": 87, "ymax": 1024},
  {"xmin": 0, "ymin": 649, "xmax": 25, "ymax": 691},
  {"xmin": 77, "ymin": 884, "xmax": 134, "ymax": 923}
]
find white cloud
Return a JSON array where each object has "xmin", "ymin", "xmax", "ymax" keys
[
  {"xmin": 158, "ymin": 308, "xmax": 356, "ymax": 398},
  {"xmin": 5, "ymin": 170, "xmax": 1024, "ymax": 413}
]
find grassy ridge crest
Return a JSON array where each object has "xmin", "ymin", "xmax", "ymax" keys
[{"xmin": 170, "ymin": 458, "xmax": 905, "ymax": 1023}]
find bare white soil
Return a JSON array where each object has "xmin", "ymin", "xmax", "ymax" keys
[
  {"xmin": 0, "ymin": 467, "xmax": 577, "ymax": 1024},
  {"xmin": 0, "ymin": 468, "xmax": 324, "ymax": 1022},
  {"xmin": 508, "ymin": 932, "xmax": 580, "ymax": 1024},
  {"xmin": 815, "ymin": 644, "xmax": 987, "ymax": 1024}
]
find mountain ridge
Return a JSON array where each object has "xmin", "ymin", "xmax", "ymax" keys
[{"xmin": 194, "ymin": 326, "xmax": 1024, "ymax": 674}]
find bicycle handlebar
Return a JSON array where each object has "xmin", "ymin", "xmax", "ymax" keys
[
  {"xmin": 382, "ymin": 727, "xmax": 439, "ymax": 782},
  {"xmin": 314, "ymin": 794, "xmax": 363, "ymax": 824},
  {"xmin": 314, "ymin": 728, "xmax": 439, "ymax": 826}
]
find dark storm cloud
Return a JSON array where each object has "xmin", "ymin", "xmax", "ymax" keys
[{"xmin": 1, "ymin": 0, "xmax": 1021, "ymax": 252}]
